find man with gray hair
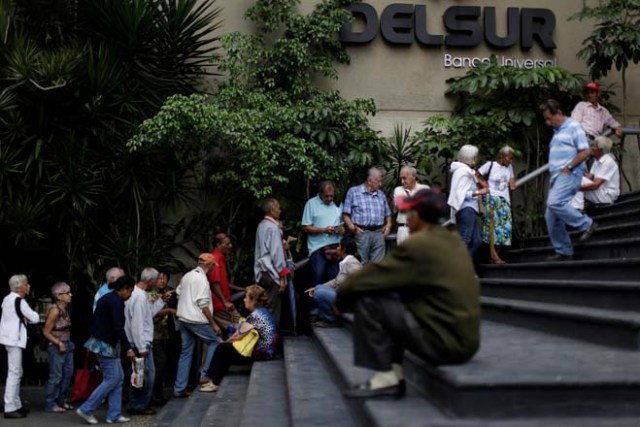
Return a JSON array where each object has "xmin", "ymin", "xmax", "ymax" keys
[
  {"xmin": 254, "ymin": 197, "xmax": 290, "ymax": 324},
  {"xmin": 571, "ymin": 136, "xmax": 620, "ymax": 210},
  {"xmin": 124, "ymin": 268, "xmax": 166, "ymax": 415},
  {"xmin": 343, "ymin": 167, "xmax": 392, "ymax": 263},
  {"xmin": 93, "ymin": 267, "xmax": 125, "ymax": 312},
  {"xmin": 0, "ymin": 274, "xmax": 40, "ymax": 419},
  {"xmin": 393, "ymin": 166, "xmax": 430, "ymax": 245}
]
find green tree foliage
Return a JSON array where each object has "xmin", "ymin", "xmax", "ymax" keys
[
  {"xmin": 128, "ymin": 0, "xmax": 383, "ymax": 269},
  {"xmin": 0, "ymin": 0, "xmax": 221, "ymax": 286},
  {"xmin": 416, "ymin": 58, "xmax": 587, "ymax": 237},
  {"xmin": 571, "ymin": 0, "xmax": 640, "ymax": 124}
]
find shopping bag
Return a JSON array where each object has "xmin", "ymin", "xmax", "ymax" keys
[
  {"xmin": 232, "ymin": 321, "xmax": 259, "ymax": 357},
  {"xmin": 71, "ymin": 351, "xmax": 102, "ymax": 402}
]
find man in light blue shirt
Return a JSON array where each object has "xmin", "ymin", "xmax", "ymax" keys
[
  {"xmin": 541, "ymin": 99, "xmax": 597, "ymax": 261},
  {"xmin": 92, "ymin": 267, "xmax": 125, "ymax": 312},
  {"xmin": 302, "ymin": 181, "xmax": 344, "ymax": 284}
]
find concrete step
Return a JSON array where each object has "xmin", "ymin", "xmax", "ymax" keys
[
  {"xmin": 505, "ymin": 237, "xmax": 640, "ymax": 262},
  {"xmin": 520, "ymin": 221, "xmax": 640, "ymax": 248},
  {"xmin": 313, "ymin": 323, "xmax": 640, "ymax": 423},
  {"xmin": 284, "ymin": 336, "xmax": 358, "ymax": 427},
  {"xmin": 481, "ymin": 296, "xmax": 640, "ymax": 349},
  {"xmin": 239, "ymin": 360, "xmax": 289, "ymax": 427},
  {"xmin": 588, "ymin": 196, "xmax": 640, "ymax": 216},
  {"xmin": 478, "ymin": 258, "xmax": 640, "ymax": 281},
  {"xmin": 591, "ymin": 206, "xmax": 640, "ymax": 228},
  {"xmin": 481, "ymin": 278, "xmax": 640, "ymax": 311},
  {"xmin": 151, "ymin": 374, "xmax": 249, "ymax": 427},
  {"xmin": 616, "ymin": 190, "xmax": 640, "ymax": 202}
]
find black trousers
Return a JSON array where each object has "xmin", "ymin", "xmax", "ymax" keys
[
  {"xmin": 206, "ymin": 343, "xmax": 252, "ymax": 386},
  {"xmin": 353, "ymin": 292, "xmax": 441, "ymax": 371},
  {"xmin": 152, "ymin": 339, "xmax": 167, "ymax": 400}
]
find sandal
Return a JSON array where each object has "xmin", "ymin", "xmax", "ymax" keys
[
  {"xmin": 50, "ymin": 405, "xmax": 66, "ymax": 413},
  {"xmin": 491, "ymin": 258, "xmax": 507, "ymax": 265},
  {"xmin": 62, "ymin": 403, "xmax": 74, "ymax": 410}
]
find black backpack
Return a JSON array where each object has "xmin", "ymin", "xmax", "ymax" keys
[{"xmin": 15, "ymin": 297, "xmax": 47, "ymax": 350}]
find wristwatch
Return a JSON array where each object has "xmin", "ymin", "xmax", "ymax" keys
[{"xmin": 567, "ymin": 164, "xmax": 573, "ymax": 171}]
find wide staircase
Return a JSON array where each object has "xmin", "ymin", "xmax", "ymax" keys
[{"xmin": 152, "ymin": 191, "xmax": 640, "ymax": 427}]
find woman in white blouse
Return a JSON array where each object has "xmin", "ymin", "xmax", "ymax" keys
[{"xmin": 0, "ymin": 274, "xmax": 40, "ymax": 419}]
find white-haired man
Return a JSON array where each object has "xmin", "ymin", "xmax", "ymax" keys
[
  {"xmin": 124, "ymin": 268, "xmax": 166, "ymax": 415},
  {"xmin": 343, "ymin": 167, "xmax": 392, "ymax": 263},
  {"xmin": 0, "ymin": 274, "xmax": 40, "ymax": 419},
  {"xmin": 571, "ymin": 136, "xmax": 620, "ymax": 210},
  {"xmin": 393, "ymin": 166, "xmax": 430, "ymax": 245},
  {"xmin": 93, "ymin": 267, "xmax": 125, "ymax": 312}
]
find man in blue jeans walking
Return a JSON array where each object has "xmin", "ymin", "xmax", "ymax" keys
[
  {"xmin": 541, "ymin": 99, "xmax": 597, "ymax": 261},
  {"xmin": 173, "ymin": 254, "xmax": 222, "ymax": 398}
]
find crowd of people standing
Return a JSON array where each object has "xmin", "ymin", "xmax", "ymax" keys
[{"xmin": 0, "ymin": 81, "xmax": 626, "ymax": 418}]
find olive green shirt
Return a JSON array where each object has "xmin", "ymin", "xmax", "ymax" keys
[{"xmin": 337, "ymin": 226, "xmax": 480, "ymax": 363}]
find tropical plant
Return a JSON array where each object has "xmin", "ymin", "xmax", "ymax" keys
[
  {"xmin": 0, "ymin": 0, "xmax": 221, "ymax": 289},
  {"xmin": 128, "ymin": 0, "xmax": 384, "ymax": 269},
  {"xmin": 571, "ymin": 0, "xmax": 640, "ymax": 125}
]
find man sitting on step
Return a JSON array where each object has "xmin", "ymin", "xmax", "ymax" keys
[
  {"xmin": 570, "ymin": 136, "xmax": 620, "ymax": 211},
  {"xmin": 335, "ymin": 188, "xmax": 480, "ymax": 399}
]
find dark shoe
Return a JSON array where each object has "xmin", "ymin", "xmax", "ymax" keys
[
  {"xmin": 579, "ymin": 221, "xmax": 598, "ymax": 243},
  {"xmin": 546, "ymin": 253, "xmax": 574, "ymax": 262},
  {"xmin": 151, "ymin": 398, "xmax": 168, "ymax": 407},
  {"xmin": 17, "ymin": 406, "xmax": 30, "ymax": 414},
  {"xmin": 343, "ymin": 382, "xmax": 403, "ymax": 399},
  {"xmin": 4, "ymin": 410, "xmax": 27, "ymax": 419},
  {"xmin": 127, "ymin": 408, "xmax": 157, "ymax": 416},
  {"xmin": 172, "ymin": 392, "xmax": 191, "ymax": 399}
]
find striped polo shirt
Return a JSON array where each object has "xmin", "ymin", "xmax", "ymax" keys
[{"xmin": 548, "ymin": 117, "xmax": 590, "ymax": 179}]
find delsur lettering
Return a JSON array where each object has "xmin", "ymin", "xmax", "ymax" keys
[{"xmin": 340, "ymin": 3, "xmax": 557, "ymax": 51}]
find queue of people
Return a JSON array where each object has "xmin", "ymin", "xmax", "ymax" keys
[{"xmin": 0, "ymin": 82, "xmax": 627, "ymax": 419}]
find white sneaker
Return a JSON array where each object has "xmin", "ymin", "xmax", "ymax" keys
[
  {"xmin": 107, "ymin": 416, "xmax": 131, "ymax": 423},
  {"xmin": 199, "ymin": 381, "xmax": 219, "ymax": 392},
  {"xmin": 76, "ymin": 408, "xmax": 99, "ymax": 425}
]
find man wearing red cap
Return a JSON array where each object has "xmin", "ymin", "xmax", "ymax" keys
[{"xmin": 571, "ymin": 82, "xmax": 623, "ymax": 139}]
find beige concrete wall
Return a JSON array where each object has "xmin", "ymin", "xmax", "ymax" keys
[{"xmin": 215, "ymin": 0, "xmax": 640, "ymax": 189}]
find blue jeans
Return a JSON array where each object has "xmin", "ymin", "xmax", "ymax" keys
[
  {"xmin": 314, "ymin": 285, "xmax": 337, "ymax": 323},
  {"xmin": 354, "ymin": 230, "xmax": 385, "ymax": 263},
  {"xmin": 309, "ymin": 249, "xmax": 339, "ymax": 284},
  {"xmin": 173, "ymin": 321, "xmax": 220, "ymax": 395},
  {"xmin": 79, "ymin": 355, "xmax": 124, "ymax": 422},
  {"xmin": 546, "ymin": 172, "xmax": 593, "ymax": 256},
  {"xmin": 45, "ymin": 340, "xmax": 75, "ymax": 411},
  {"xmin": 128, "ymin": 347, "xmax": 155, "ymax": 411},
  {"xmin": 456, "ymin": 207, "xmax": 481, "ymax": 256}
]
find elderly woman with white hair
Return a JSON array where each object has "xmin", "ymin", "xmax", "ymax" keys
[
  {"xmin": 0, "ymin": 274, "xmax": 40, "ymax": 419},
  {"xmin": 448, "ymin": 145, "xmax": 488, "ymax": 256},
  {"xmin": 43, "ymin": 281, "xmax": 74, "ymax": 413},
  {"xmin": 571, "ymin": 136, "xmax": 620, "ymax": 210},
  {"xmin": 476, "ymin": 146, "xmax": 517, "ymax": 264}
]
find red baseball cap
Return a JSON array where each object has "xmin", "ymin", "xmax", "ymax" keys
[
  {"xmin": 394, "ymin": 188, "xmax": 449, "ymax": 223},
  {"xmin": 585, "ymin": 82, "xmax": 600, "ymax": 92}
]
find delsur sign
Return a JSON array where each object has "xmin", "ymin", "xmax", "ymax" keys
[{"xmin": 339, "ymin": 3, "xmax": 558, "ymax": 69}]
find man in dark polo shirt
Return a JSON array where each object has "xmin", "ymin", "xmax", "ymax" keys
[
  {"xmin": 342, "ymin": 167, "xmax": 392, "ymax": 263},
  {"xmin": 337, "ymin": 188, "xmax": 480, "ymax": 399}
]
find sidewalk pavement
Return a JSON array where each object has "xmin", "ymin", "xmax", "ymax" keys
[{"xmin": 1, "ymin": 386, "xmax": 156, "ymax": 426}]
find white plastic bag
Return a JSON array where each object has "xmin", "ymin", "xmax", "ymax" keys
[{"xmin": 131, "ymin": 357, "xmax": 145, "ymax": 389}]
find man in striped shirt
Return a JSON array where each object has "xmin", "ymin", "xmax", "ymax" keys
[
  {"xmin": 571, "ymin": 82, "xmax": 622, "ymax": 139},
  {"xmin": 541, "ymin": 99, "xmax": 597, "ymax": 261}
]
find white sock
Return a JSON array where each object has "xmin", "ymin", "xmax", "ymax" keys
[
  {"xmin": 392, "ymin": 363, "xmax": 404, "ymax": 381},
  {"xmin": 369, "ymin": 370, "xmax": 399, "ymax": 390}
]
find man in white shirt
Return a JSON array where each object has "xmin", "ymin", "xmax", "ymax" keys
[
  {"xmin": 173, "ymin": 254, "xmax": 221, "ymax": 398},
  {"xmin": 393, "ymin": 166, "xmax": 430, "ymax": 244},
  {"xmin": 571, "ymin": 136, "xmax": 620, "ymax": 210},
  {"xmin": 124, "ymin": 268, "xmax": 165, "ymax": 415},
  {"xmin": 0, "ymin": 274, "xmax": 40, "ymax": 419}
]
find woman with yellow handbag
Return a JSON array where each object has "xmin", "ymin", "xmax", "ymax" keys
[{"xmin": 200, "ymin": 285, "xmax": 278, "ymax": 392}]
